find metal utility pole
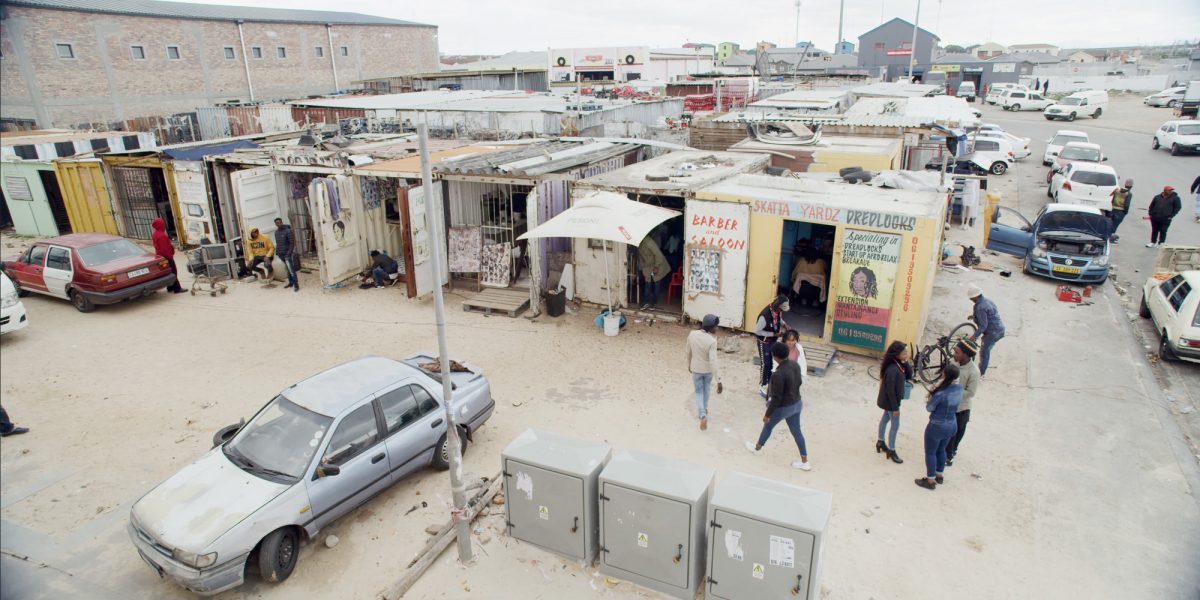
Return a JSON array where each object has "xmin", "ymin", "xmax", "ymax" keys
[
  {"xmin": 793, "ymin": 0, "xmax": 802, "ymax": 49},
  {"xmin": 417, "ymin": 124, "xmax": 473, "ymax": 564},
  {"xmin": 837, "ymin": 0, "xmax": 845, "ymax": 53},
  {"xmin": 908, "ymin": 0, "xmax": 923, "ymax": 79}
]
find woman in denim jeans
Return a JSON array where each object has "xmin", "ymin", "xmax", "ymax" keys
[
  {"xmin": 876, "ymin": 341, "xmax": 912, "ymax": 464},
  {"xmin": 915, "ymin": 364, "xmax": 963, "ymax": 490}
]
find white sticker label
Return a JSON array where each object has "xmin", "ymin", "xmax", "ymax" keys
[
  {"xmin": 752, "ymin": 563, "xmax": 765, "ymax": 579},
  {"xmin": 724, "ymin": 529, "xmax": 744, "ymax": 561},
  {"xmin": 538, "ymin": 505, "xmax": 549, "ymax": 520},
  {"xmin": 637, "ymin": 532, "xmax": 649, "ymax": 548},
  {"xmin": 515, "ymin": 471, "xmax": 534, "ymax": 501},
  {"xmin": 769, "ymin": 535, "xmax": 795, "ymax": 568}
]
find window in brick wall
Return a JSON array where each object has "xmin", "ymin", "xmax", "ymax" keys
[
  {"xmin": 224, "ymin": 46, "xmax": 236, "ymax": 60},
  {"xmin": 13, "ymin": 145, "xmax": 38, "ymax": 160},
  {"xmin": 252, "ymin": 46, "xmax": 263, "ymax": 59},
  {"xmin": 314, "ymin": 46, "xmax": 324, "ymax": 58},
  {"xmin": 123, "ymin": 135, "xmax": 140, "ymax": 151},
  {"xmin": 167, "ymin": 45, "xmax": 181, "ymax": 60},
  {"xmin": 56, "ymin": 43, "xmax": 75, "ymax": 59},
  {"xmin": 340, "ymin": 46, "xmax": 349, "ymax": 57},
  {"xmin": 130, "ymin": 45, "xmax": 146, "ymax": 60},
  {"xmin": 90, "ymin": 138, "xmax": 110, "ymax": 152},
  {"xmin": 276, "ymin": 46, "xmax": 286, "ymax": 59},
  {"xmin": 54, "ymin": 141, "xmax": 77, "ymax": 157}
]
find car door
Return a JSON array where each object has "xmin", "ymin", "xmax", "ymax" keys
[
  {"xmin": 377, "ymin": 383, "xmax": 446, "ymax": 484},
  {"xmin": 1030, "ymin": 93, "xmax": 1047, "ymax": 108},
  {"xmin": 1162, "ymin": 278, "xmax": 1192, "ymax": 343},
  {"xmin": 12, "ymin": 245, "xmax": 49, "ymax": 293},
  {"xmin": 1008, "ymin": 91, "xmax": 1026, "ymax": 108},
  {"xmin": 987, "ymin": 206, "xmax": 1034, "ymax": 257},
  {"xmin": 1149, "ymin": 275, "xmax": 1184, "ymax": 330},
  {"xmin": 305, "ymin": 401, "xmax": 391, "ymax": 532},
  {"xmin": 1164, "ymin": 124, "xmax": 1177, "ymax": 145},
  {"xmin": 42, "ymin": 246, "xmax": 74, "ymax": 299}
]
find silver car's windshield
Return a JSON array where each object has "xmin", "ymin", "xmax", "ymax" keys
[
  {"xmin": 1061, "ymin": 97, "xmax": 1083, "ymax": 106},
  {"xmin": 1060, "ymin": 147, "xmax": 1101, "ymax": 161},
  {"xmin": 1051, "ymin": 134, "xmax": 1087, "ymax": 146},
  {"xmin": 225, "ymin": 396, "xmax": 332, "ymax": 481}
]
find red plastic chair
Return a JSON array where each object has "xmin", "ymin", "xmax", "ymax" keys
[{"xmin": 666, "ymin": 267, "xmax": 684, "ymax": 305}]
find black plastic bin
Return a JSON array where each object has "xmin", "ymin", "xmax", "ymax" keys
[{"xmin": 545, "ymin": 288, "xmax": 566, "ymax": 317}]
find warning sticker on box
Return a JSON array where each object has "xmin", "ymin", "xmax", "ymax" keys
[
  {"xmin": 769, "ymin": 535, "xmax": 795, "ymax": 568},
  {"xmin": 538, "ymin": 505, "xmax": 549, "ymax": 520},
  {"xmin": 724, "ymin": 529, "xmax": 744, "ymax": 561},
  {"xmin": 752, "ymin": 563, "xmax": 765, "ymax": 579},
  {"xmin": 637, "ymin": 532, "xmax": 649, "ymax": 548}
]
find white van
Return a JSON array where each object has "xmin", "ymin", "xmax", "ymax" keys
[
  {"xmin": 956, "ymin": 81, "xmax": 977, "ymax": 102},
  {"xmin": 1044, "ymin": 90, "xmax": 1109, "ymax": 121}
]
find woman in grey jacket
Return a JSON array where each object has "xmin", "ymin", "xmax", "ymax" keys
[{"xmin": 876, "ymin": 341, "xmax": 911, "ymax": 464}]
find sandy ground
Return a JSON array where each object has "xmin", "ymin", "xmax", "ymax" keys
[{"xmin": 2, "ymin": 97, "xmax": 1199, "ymax": 600}]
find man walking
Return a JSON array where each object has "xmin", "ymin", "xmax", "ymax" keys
[
  {"xmin": 1109, "ymin": 179, "xmax": 1132, "ymax": 243},
  {"xmin": 1146, "ymin": 186, "xmax": 1182, "ymax": 247},
  {"xmin": 274, "ymin": 218, "xmax": 299, "ymax": 291},
  {"xmin": 967, "ymin": 286, "xmax": 1005, "ymax": 377},
  {"xmin": 745, "ymin": 342, "xmax": 810, "ymax": 470},
  {"xmin": 685, "ymin": 314, "xmax": 722, "ymax": 431},
  {"xmin": 945, "ymin": 339, "xmax": 981, "ymax": 465}
]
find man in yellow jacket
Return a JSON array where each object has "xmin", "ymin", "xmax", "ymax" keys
[
  {"xmin": 245, "ymin": 228, "xmax": 275, "ymax": 279},
  {"xmin": 638, "ymin": 236, "xmax": 671, "ymax": 309}
]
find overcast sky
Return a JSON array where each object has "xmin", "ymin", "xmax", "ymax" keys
[{"xmin": 184, "ymin": 0, "xmax": 1199, "ymax": 54}]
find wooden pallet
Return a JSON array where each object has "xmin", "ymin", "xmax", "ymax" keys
[
  {"xmin": 805, "ymin": 343, "xmax": 838, "ymax": 377},
  {"xmin": 461, "ymin": 288, "xmax": 530, "ymax": 318}
]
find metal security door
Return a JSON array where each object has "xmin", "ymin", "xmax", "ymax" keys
[
  {"xmin": 309, "ymin": 175, "xmax": 364, "ymax": 285},
  {"xmin": 231, "ymin": 166, "xmax": 283, "ymax": 240},
  {"xmin": 504, "ymin": 460, "xmax": 586, "ymax": 559},
  {"xmin": 110, "ymin": 167, "xmax": 160, "ymax": 239},
  {"xmin": 601, "ymin": 483, "xmax": 691, "ymax": 589},
  {"xmin": 708, "ymin": 510, "xmax": 815, "ymax": 600}
]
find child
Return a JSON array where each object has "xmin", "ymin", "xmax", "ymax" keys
[{"xmin": 783, "ymin": 330, "xmax": 808, "ymax": 377}]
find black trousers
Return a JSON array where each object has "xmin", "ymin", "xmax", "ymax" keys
[
  {"xmin": 946, "ymin": 409, "xmax": 971, "ymax": 458},
  {"xmin": 166, "ymin": 256, "xmax": 183, "ymax": 292},
  {"xmin": 1150, "ymin": 217, "xmax": 1172, "ymax": 244}
]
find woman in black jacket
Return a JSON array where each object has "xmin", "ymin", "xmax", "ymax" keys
[{"xmin": 876, "ymin": 341, "xmax": 912, "ymax": 463}]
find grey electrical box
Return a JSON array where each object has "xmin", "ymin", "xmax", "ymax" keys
[
  {"xmin": 706, "ymin": 472, "xmax": 832, "ymax": 600},
  {"xmin": 501, "ymin": 429, "xmax": 611, "ymax": 564},
  {"xmin": 598, "ymin": 449, "xmax": 714, "ymax": 599}
]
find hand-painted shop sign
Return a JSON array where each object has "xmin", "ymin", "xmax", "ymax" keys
[
  {"xmin": 270, "ymin": 148, "xmax": 347, "ymax": 169},
  {"xmin": 931, "ymin": 64, "xmax": 961, "ymax": 73},
  {"xmin": 886, "ymin": 49, "xmax": 913, "ymax": 56},
  {"xmin": 751, "ymin": 200, "xmax": 917, "ymax": 232},
  {"xmin": 832, "ymin": 229, "xmax": 902, "ymax": 352}
]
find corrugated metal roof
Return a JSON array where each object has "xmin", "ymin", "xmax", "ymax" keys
[
  {"xmin": 435, "ymin": 140, "xmax": 641, "ymax": 177},
  {"xmin": 290, "ymin": 90, "xmax": 669, "ymax": 115},
  {"xmin": 5, "ymin": 0, "xmax": 432, "ymax": 26}
]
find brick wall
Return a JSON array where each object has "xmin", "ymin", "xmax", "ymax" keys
[{"xmin": 0, "ymin": 6, "xmax": 439, "ymax": 128}]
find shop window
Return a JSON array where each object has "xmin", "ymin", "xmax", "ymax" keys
[
  {"xmin": 166, "ymin": 45, "xmax": 181, "ymax": 60},
  {"xmin": 252, "ymin": 46, "xmax": 263, "ymax": 59},
  {"xmin": 224, "ymin": 46, "xmax": 236, "ymax": 60},
  {"xmin": 130, "ymin": 45, "xmax": 146, "ymax": 60},
  {"xmin": 56, "ymin": 43, "xmax": 75, "ymax": 59},
  {"xmin": 314, "ymin": 46, "xmax": 324, "ymax": 58},
  {"xmin": 54, "ymin": 141, "xmax": 76, "ymax": 157},
  {"xmin": 276, "ymin": 46, "xmax": 287, "ymax": 59}
]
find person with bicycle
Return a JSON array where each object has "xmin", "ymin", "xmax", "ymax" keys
[
  {"xmin": 876, "ymin": 341, "xmax": 913, "ymax": 464},
  {"xmin": 754, "ymin": 295, "xmax": 791, "ymax": 396},
  {"xmin": 916, "ymin": 363, "xmax": 963, "ymax": 490},
  {"xmin": 967, "ymin": 286, "xmax": 1005, "ymax": 376},
  {"xmin": 945, "ymin": 339, "xmax": 981, "ymax": 466}
]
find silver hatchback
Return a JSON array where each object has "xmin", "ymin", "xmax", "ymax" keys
[{"xmin": 128, "ymin": 354, "xmax": 495, "ymax": 595}]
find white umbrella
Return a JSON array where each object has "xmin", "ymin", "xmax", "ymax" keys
[{"xmin": 518, "ymin": 190, "xmax": 679, "ymax": 313}]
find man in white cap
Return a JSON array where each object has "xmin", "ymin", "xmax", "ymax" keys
[
  {"xmin": 685, "ymin": 314, "xmax": 723, "ymax": 431},
  {"xmin": 967, "ymin": 286, "xmax": 1005, "ymax": 376}
]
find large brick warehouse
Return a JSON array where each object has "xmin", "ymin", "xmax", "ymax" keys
[{"xmin": 0, "ymin": 0, "xmax": 439, "ymax": 128}]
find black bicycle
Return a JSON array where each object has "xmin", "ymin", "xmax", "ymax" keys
[{"xmin": 914, "ymin": 322, "xmax": 978, "ymax": 388}]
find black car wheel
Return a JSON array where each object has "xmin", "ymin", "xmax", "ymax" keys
[
  {"xmin": 1158, "ymin": 333, "xmax": 1173, "ymax": 362},
  {"xmin": 1067, "ymin": 112, "xmax": 1076, "ymax": 121},
  {"xmin": 990, "ymin": 161, "xmax": 1007, "ymax": 175},
  {"xmin": 1011, "ymin": 104, "xmax": 1021, "ymax": 111},
  {"xmin": 1171, "ymin": 144, "xmax": 1181, "ymax": 156},
  {"xmin": 1152, "ymin": 137, "xmax": 1161, "ymax": 149},
  {"xmin": 432, "ymin": 427, "xmax": 468, "ymax": 471},
  {"xmin": 70, "ymin": 290, "xmax": 95, "ymax": 313},
  {"xmin": 259, "ymin": 528, "xmax": 300, "ymax": 583},
  {"xmin": 1093, "ymin": 108, "xmax": 1102, "ymax": 118},
  {"xmin": 1167, "ymin": 100, "xmax": 1178, "ymax": 108},
  {"xmin": 1139, "ymin": 295, "xmax": 1151, "ymax": 318}
]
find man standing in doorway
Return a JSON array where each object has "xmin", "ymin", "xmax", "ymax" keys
[
  {"xmin": 685, "ymin": 314, "xmax": 723, "ymax": 431},
  {"xmin": 754, "ymin": 295, "xmax": 790, "ymax": 396},
  {"xmin": 967, "ymin": 286, "xmax": 1005, "ymax": 377},
  {"xmin": 1146, "ymin": 185, "xmax": 1181, "ymax": 247},
  {"xmin": 638, "ymin": 236, "xmax": 670, "ymax": 310},
  {"xmin": 945, "ymin": 339, "xmax": 981, "ymax": 465},
  {"xmin": 274, "ymin": 218, "xmax": 298, "ymax": 292}
]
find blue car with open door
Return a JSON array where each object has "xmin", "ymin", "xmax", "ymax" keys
[{"xmin": 987, "ymin": 204, "xmax": 1112, "ymax": 284}]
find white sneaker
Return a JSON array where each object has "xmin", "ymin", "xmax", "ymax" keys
[
  {"xmin": 791, "ymin": 460, "xmax": 811, "ymax": 471},
  {"xmin": 744, "ymin": 441, "xmax": 761, "ymax": 455},
  {"xmin": 1146, "ymin": 243, "xmax": 1156, "ymax": 248}
]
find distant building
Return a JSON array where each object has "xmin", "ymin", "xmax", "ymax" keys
[
  {"xmin": 0, "ymin": 0, "xmax": 439, "ymax": 129},
  {"xmin": 756, "ymin": 41, "xmax": 778, "ymax": 54},
  {"xmin": 835, "ymin": 41, "xmax": 856, "ymax": 55},
  {"xmin": 1191, "ymin": 48, "xmax": 1200, "ymax": 72},
  {"xmin": 547, "ymin": 46, "xmax": 714, "ymax": 83},
  {"xmin": 1007, "ymin": 43, "xmax": 1060, "ymax": 55},
  {"xmin": 857, "ymin": 18, "xmax": 940, "ymax": 80},
  {"xmin": 1068, "ymin": 51, "xmax": 1098, "ymax": 63},
  {"xmin": 973, "ymin": 42, "xmax": 1007, "ymax": 60},
  {"xmin": 715, "ymin": 52, "xmax": 756, "ymax": 75},
  {"xmin": 717, "ymin": 42, "xmax": 741, "ymax": 61}
]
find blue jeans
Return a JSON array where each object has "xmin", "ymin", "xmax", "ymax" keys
[
  {"xmin": 692, "ymin": 372, "xmax": 713, "ymax": 419},
  {"xmin": 924, "ymin": 419, "xmax": 958, "ymax": 478},
  {"xmin": 979, "ymin": 331, "xmax": 1003, "ymax": 375},
  {"xmin": 372, "ymin": 266, "xmax": 396, "ymax": 287},
  {"xmin": 283, "ymin": 254, "xmax": 299, "ymax": 288},
  {"xmin": 878, "ymin": 410, "xmax": 900, "ymax": 449},
  {"xmin": 756, "ymin": 402, "xmax": 807, "ymax": 456},
  {"xmin": 1110, "ymin": 211, "xmax": 1127, "ymax": 235},
  {"xmin": 642, "ymin": 276, "xmax": 665, "ymax": 306}
]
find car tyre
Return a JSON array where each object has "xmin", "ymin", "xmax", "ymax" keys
[
  {"xmin": 1158, "ymin": 333, "xmax": 1174, "ymax": 362},
  {"xmin": 1044, "ymin": 115, "xmax": 1054, "ymax": 120},
  {"xmin": 259, "ymin": 528, "xmax": 300, "ymax": 583},
  {"xmin": 10, "ymin": 277, "xmax": 29, "ymax": 298},
  {"xmin": 1093, "ymin": 108, "xmax": 1102, "ymax": 118},
  {"xmin": 1171, "ymin": 144, "xmax": 1181, "ymax": 156},
  {"xmin": 1046, "ymin": 185, "xmax": 1054, "ymax": 199},
  {"xmin": 70, "ymin": 290, "xmax": 95, "ymax": 313},
  {"xmin": 432, "ymin": 427, "xmax": 468, "ymax": 471},
  {"xmin": 1152, "ymin": 137, "xmax": 1160, "ymax": 149},
  {"xmin": 1067, "ymin": 112, "xmax": 1076, "ymax": 121},
  {"xmin": 1167, "ymin": 100, "xmax": 1178, "ymax": 108},
  {"xmin": 1139, "ymin": 295, "xmax": 1151, "ymax": 318},
  {"xmin": 990, "ymin": 161, "xmax": 1007, "ymax": 175},
  {"xmin": 1011, "ymin": 104, "xmax": 1021, "ymax": 111}
]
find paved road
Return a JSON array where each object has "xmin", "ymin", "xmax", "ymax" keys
[{"xmin": 981, "ymin": 96, "xmax": 1200, "ymax": 458}]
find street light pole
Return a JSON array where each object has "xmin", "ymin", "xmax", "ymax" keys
[
  {"xmin": 908, "ymin": 0, "xmax": 923, "ymax": 80},
  {"xmin": 417, "ymin": 123, "xmax": 473, "ymax": 564}
]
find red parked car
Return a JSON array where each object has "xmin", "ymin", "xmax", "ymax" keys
[{"xmin": 1, "ymin": 233, "xmax": 176, "ymax": 313}]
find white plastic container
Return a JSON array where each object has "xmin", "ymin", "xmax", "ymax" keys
[{"xmin": 604, "ymin": 313, "xmax": 621, "ymax": 336}]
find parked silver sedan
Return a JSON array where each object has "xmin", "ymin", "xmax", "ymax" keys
[{"xmin": 128, "ymin": 354, "xmax": 495, "ymax": 595}]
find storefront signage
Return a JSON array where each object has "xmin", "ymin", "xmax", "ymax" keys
[
  {"xmin": 832, "ymin": 229, "xmax": 902, "ymax": 352},
  {"xmin": 751, "ymin": 200, "xmax": 916, "ymax": 232},
  {"xmin": 931, "ymin": 64, "xmax": 961, "ymax": 73},
  {"xmin": 270, "ymin": 148, "xmax": 348, "ymax": 169},
  {"xmin": 962, "ymin": 66, "xmax": 984, "ymax": 73},
  {"xmin": 885, "ymin": 49, "xmax": 912, "ymax": 56},
  {"xmin": 991, "ymin": 63, "xmax": 1016, "ymax": 73},
  {"xmin": 684, "ymin": 199, "xmax": 750, "ymax": 328}
]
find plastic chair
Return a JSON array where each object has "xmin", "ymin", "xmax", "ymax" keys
[{"xmin": 666, "ymin": 267, "xmax": 684, "ymax": 305}]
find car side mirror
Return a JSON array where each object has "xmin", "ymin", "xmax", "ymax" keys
[
  {"xmin": 1102, "ymin": 156, "xmax": 1108, "ymax": 161},
  {"xmin": 316, "ymin": 464, "xmax": 340, "ymax": 478}
]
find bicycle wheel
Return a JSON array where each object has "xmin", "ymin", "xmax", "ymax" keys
[
  {"xmin": 867, "ymin": 365, "xmax": 881, "ymax": 381},
  {"xmin": 916, "ymin": 344, "xmax": 948, "ymax": 387},
  {"xmin": 948, "ymin": 322, "xmax": 978, "ymax": 344}
]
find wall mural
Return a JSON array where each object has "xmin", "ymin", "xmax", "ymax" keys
[
  {"xmin": 448, "ymin": 226, "xmax": 482, "ymax": 273},
  {"xmin": 480, "ymin": 242, "xmax": 512, "ymax": 288}
]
